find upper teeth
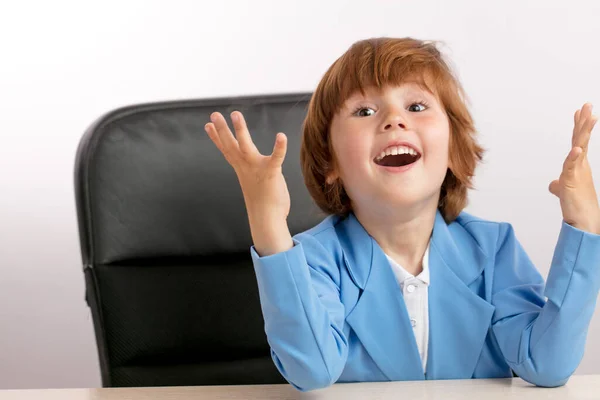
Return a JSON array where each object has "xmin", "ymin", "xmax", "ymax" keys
[{"xmin": 375, "ymin": 145, "xmax": 418, "ymax": 161}]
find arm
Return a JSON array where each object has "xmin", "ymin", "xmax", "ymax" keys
[
  {"xmin": 491, "ymin": 221, "xmax": 600, "ymax": 387},
  {"xmin": 250, "ymin": 231, "xmax": 349, "ymax": 391},
  {"xmin": 204, "ymin": 111, "xmax": 347, "ymax": 389}
]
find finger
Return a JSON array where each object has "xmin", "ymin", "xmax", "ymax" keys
[
  {"xmin": 268, "ymin": 133, "xmax": 288, "ymax": 168},
  {"xmin": 548, "ymin": 179, "xmax": 560, "ymax": 197},
  {"xmin": 576, "ymin": 107, "xmax": 586, "ymax": 129},
  {"xmin": 231, "ymin": 111, "xmax": 259, "ymax": 155},
  {"xmin": 572, "ymin": 104, "xmax": 593, "ymax": 148},
  {"xmin": 563, "ymin": 146, "xmax": 583, "ymax": 174},
  {"xmin": 204, "ymin": 123, "xmax": 224, "ymax": 153},
  {"xmin": 572, "ymin": 109, "xmax": 583, "ymax": 148},
  {"xmin": 579, "ymin": 103, "xmax": 593, "ymax": 129},
  {"xmin": 559, "ymin": 148, "xmax": 582, "ymax": 190},
  {"xmin": 574, "ymin": 108, "xmax": 596, "ymax": 153},
  {"xmin": 578, "ymin": 114, "xmax": 598, "ymax": 155},
  {"xmin": 582, "ymin": 114, "xmax": 598, "ymax": 138},
  {"xmin": 210, "ymin": 112, "xmax": 239, "ymax": 152}
]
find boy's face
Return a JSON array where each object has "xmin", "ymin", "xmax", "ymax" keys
[{"xmin": 327, "ymin": 82, "xmax": 450, "ymax": 213}]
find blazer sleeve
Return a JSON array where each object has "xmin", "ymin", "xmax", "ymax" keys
[
  {"xmin": 491, "ymin": 221, "xmax": 600, "ymax": 387},
  {"xmin": 249, "ymin": 231, "xmax": 349, "ymax": 391}
]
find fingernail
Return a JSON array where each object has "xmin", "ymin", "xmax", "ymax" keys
[{"xmin": 231, "ymin": 112, "xmax": 239, "ymax": 123}]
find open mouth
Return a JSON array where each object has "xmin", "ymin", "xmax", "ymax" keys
[{"xmin": 374, "ymin": 152, "xmax": 421, "ymax": 167}]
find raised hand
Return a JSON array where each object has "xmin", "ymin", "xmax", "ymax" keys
[
  {"xmin": 205, "ymin": 111, "xmax": 293, "ymax": 255},
  {"xmin": 549, "ymin": 103, "xmax": 600, "ymax": 234}
]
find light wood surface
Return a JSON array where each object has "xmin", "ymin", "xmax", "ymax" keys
[{"xmin": 1, "ymin": 375, "xmax": 599, "ymax": 399}]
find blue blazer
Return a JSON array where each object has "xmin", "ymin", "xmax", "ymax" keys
[{"xmin": 250, "ymin": 210, "xmax": 600, "ymax": 391}]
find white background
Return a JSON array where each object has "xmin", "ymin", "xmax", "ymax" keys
[{"xmin": 0, "ymin": 0, "xmax": 599, "ymax": 389}]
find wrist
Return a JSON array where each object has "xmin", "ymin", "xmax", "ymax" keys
[
  {"xmin": 247, "ymin": 215, "xmax": 293, "ymax": 257},
  {"xmin": 569, "ymin": 218, "xmax": 600, "ymax": 235}
]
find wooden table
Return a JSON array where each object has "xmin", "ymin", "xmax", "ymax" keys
[{"xmin": 1, "ymin": 375, "xmax": 598, "ymax": 399}]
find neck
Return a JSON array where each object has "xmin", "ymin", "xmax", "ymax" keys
[{"xmin": 352, "ymin": 197, "xmax": 438, "ymax": 276}]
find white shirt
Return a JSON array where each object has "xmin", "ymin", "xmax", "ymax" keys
[{"xmin": 384, "ymin": 241, "xmax": 430, "ymax": 372}]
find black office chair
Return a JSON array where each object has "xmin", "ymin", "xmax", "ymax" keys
[{"xmin": 74, "ymin": 93, "xmax": 326, "ymax": 387}]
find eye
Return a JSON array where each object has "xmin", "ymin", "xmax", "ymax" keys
[
  {"xmin": 351, "ymin": 100, "xmax": 430, "ymax": 117},
  {"xmin": 408, "ymin": 101, "xmax": 429, "ymax": 112},
  {"xmin": 352, "ymin": 106, "xmax": 375, "ymax": 117}
]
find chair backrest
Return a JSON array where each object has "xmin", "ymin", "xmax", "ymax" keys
[{"xmin": 74, "ymin": 93, "xmax": 327, "ymax": 387}]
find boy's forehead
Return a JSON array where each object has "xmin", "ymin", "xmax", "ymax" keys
[{"xmin": 345, "ymin": 82, "xmax": 434, "ymax": 102}]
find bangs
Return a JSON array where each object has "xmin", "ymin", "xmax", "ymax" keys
[{"xmin": 320, "ymin": 38, "xmax": 450, "ymax": 118}]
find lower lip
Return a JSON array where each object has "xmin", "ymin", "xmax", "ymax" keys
[{"xmin": 375, "ymin": 159, "xmax": 420, "ymax": 173}]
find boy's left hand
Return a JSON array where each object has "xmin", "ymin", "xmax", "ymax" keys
[{"xmin": 549, "ymin": 103, "xmax": 600, "ymax": 234}]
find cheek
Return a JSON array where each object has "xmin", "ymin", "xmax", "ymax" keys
[
  {"xmin": 346, "ymin": 142, "xmax": 367, "ymax": 165},
  {"xmin": 336, "ymin": 132, "xmax": 369, "ymax": 168},
  {"xmin": 424, "ymin": 128, "xmax": 450, "ymax": 167}
]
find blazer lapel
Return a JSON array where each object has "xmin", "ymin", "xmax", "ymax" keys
[
  {"xmin": 425, "ymin": 211, "xmax": 495, "ymax": 379},
  {"xmin": 341, "ymin": 213, "xmax": 425, "ymax": 381},
  {"xmin": 338, "ymin": 210, "xmax": 495, "ymax": 382}
]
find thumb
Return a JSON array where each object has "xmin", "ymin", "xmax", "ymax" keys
[{"xmin": 548, "ymin": 179, "xmax": 560, "ymax": 197}]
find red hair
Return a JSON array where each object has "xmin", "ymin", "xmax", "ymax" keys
[{"xmin": 300, "ymin": 37, "xmax": 484, "ymax": 223}]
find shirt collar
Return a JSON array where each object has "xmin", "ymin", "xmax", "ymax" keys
[{"xmin": 385, "ymin": 240, "xmax": 431, "ymax": 285}]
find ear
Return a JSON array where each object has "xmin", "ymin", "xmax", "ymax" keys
[{"xmin": 326, "ymin": 169, "xmax": 339, "ymax": 185}]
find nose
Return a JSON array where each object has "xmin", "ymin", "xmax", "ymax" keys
[{"xmin": 381, "ymin": 109, "xmax": 408, "ymax": 132}]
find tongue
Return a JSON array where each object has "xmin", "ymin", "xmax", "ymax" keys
[{"xmin": 379, "ymin": 154, "xmax": 418, "ymax": 167}]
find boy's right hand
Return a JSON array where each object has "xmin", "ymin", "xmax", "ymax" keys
[{"xmin": 204, "ymin": 111, "xmax": 291, "ymax": 225}]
